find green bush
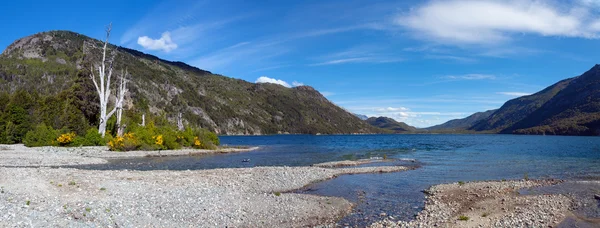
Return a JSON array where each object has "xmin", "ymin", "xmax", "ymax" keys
[
  {"xmin": 24, "ymin": 124, "xmax": 59, "ymax": 147},
  {"xmin": 106, "ymin": 122, "xmax": 218, "ymax": 151},
  {"xmin": 82, "ymin": 128, "xmax": 105, "ymax": 146}
]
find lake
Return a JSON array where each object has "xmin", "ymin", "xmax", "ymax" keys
[{"xmin": 74, "ymin": 134, "xmax": 600, "ymax": 226}]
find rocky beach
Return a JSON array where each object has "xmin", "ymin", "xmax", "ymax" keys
[
  {"xmin": 0, "ymin": 145, "xmax": 409, "ymax": 227},
  {"xmin": 0, "ymin": 144, "xmax": 595, "ymax": 227}
]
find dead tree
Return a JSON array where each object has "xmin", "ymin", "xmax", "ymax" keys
[
  {"xmin": 115, "ymin": 69, "xmax": 129, "ymax": 137},
  {"xmin": 89, "ymin": 23, "xmax": 119, "ymax": 137},
  {"xmin": 177, "ymin": 112, "xmax": 184, "ymax": 131}
]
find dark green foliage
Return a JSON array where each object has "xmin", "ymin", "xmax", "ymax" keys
[
  {"xmin": 24, "ymin": 123, "xmax": 58, "ymax": 147},
  {"xmin": 81, "ymin": 128, "xmax": 105, "ymax": 146}
]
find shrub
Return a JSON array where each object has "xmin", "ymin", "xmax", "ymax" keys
[
  {"xmin": 24, "ymin": 124, "xmax": 58, "ymax": 147},
  {"xmin": 108, "ymin": 132, "xmax": 140, "ymax": 151},
  {"xmin": 57, "ymin": 132, "xmax": 76, "ymax": 146},
  {"xmin": 458, "ymin": 215, "xmax": 469, "ymax": 221},
  {"xmin": 82, "ymin": 128, "xmax": 105, "ymax": 146}
]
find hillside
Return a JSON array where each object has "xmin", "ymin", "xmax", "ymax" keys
[
  {"xmin": 366, "ymin": 117, "xmax": 417, "ymax": 133},
  {"xmin": 0, "ymin": 30, "xmax": 380, "ymax": 142},
  {"xmin": 426, "ymin": 109, "xmax": 496, "ymax": 131},
  {"xmin": 471, "ymin": 65, "xmax": 600, "ymax": 135}
]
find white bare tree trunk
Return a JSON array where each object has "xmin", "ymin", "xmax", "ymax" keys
[
  {"xmin": 140, "ymin": 114, "xmax": 145, "ymax": 127},
  {"xmin": 116, "ymin": 69, "xmax": 128, "ymax": 137},
  {"xmin": 177, "ymin": 112, "xmax": 184, "ymax": 131},
  {"xmin": 89, "ymin": 23, "xmax": 119, "ymax": 137}
]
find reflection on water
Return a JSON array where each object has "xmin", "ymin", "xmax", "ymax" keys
[{"xmin": 68, "ymin": 134, "xmax": 600, "ymax": 226}]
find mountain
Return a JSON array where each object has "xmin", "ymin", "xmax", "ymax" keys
[
  {"xmin": 366, "ymin": 117, "xmax": 417, "ymax": 133},
  {"xmin": 0, "ymin": 30, "xmax": 380, "ymax": 138},
  {"xmin": 426, "ymin": 109, "xmax": 496, "ymax": 131},
  {"xmin": 471, "ymin": 65, "xmax": 600, "ymax": 135},
  {"xmin": 354, "ymin": 113, "xmax": 369, "ymax": 120}
]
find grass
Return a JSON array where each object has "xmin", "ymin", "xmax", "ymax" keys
[
  {"xmin": 458, "ymin": 181, "xmax": 465, "ymax": 186},
  {"xmin": 57, "ymin": 184, "xmax": 63, "ymax": 187},
  {"xmin": 68, "ymin": 181, "xmax": 76, "ymax": 186},
  {"xmin": 26, "ymin": 200, "xmax": 30, "ymax": 206},
  {"xmin": 481, "ymin": 212, "xmax": 489, "ymax": 217},
  {"xmin": 85, "ymin": 207, "xmax": 91, "ymax": 212},
  {"xmin": 458, "ymin": 215, "xmax": 469, "ymax": 221},
  {"xmin": 274, "ymin": 192, "xmax": 281, "ymax": 196},
  {"xmin": 99, "ymin": 187, "xmax": 106, "ymax": 191}
]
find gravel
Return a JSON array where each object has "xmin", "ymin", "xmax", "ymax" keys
[
  {"xmin": 312, "ymin": 159, "xmax": 396, "ymax": 168},
  {"xmin": 370, "ymin": 179, "xmax": 572, "ymax": 228},
  {"xmin": 0, "ymin": 145, "xmax": 411, "ymax": 227},
  {"xmin": 0, "ymin": 144, "xmax": 258, "ymax": 167}
]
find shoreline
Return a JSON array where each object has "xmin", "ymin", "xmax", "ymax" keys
[
  {"xmin": 0, "ymin": 144, "xmax": 259, "ymax": 167},
  {"xmin": 0, "ymin": 165, "xmax": 410, "ymax": 227},
  {"xmin": 0, "ymin": 144, "xmax": 412, "ymax": 227},
  {"xmin": 0, "ymin": 145, "xmax": 595, "ymax": 227}
]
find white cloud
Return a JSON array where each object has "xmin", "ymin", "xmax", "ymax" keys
[
  {"xmin": 396, "ymin": 0, "xmax": 600, "ymax": 44},
  {"xmin": 292, "ymin": 81, "xmax": 304, "ymax": 87},
  {"xmin": 376, "ymin": 107, "xmax": 410, "ymax": 112},
  {"xmin": 255, "ymin": 76, "xmax": 291, "ymax": 88},
  {"xmin": 443, "ymin": 74, "xmax": 496, "ymax": 80},
  {"xmin": 497, "ymin": 92, "xmax": 532, "ymax": 96},
  {"xmin": 137, "ymin": 32, "xmax": 178, "ymax": 52}
]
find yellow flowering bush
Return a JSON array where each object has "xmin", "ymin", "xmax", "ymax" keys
[
  {"xmin": 153, "ymin": 135, "xmax": 164, "ymax": 146},
  {"xmin": 193, "ymin": 136, "xmax": 203, "ymax": 148},
  {"xmin": 56, "ymin": 132, "xmax": 76, "ymax": 146},
  {"xmin": 108, "ymin": 132, "xmax": 139, "ymax": 151}
]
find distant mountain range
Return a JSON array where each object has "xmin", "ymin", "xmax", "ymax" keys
[
  {"xmin": 354, "ymin": 113, "xmax": 369, "ymax": 121},
  {"xmin": 425, "ymin": 110, "xmax": 496, "ymax": 131},
  {"xmin": 430, "ymin": 65, "xmax": 600, "ymax": 136},
  {"xmin": 366, "ymin": 117, "xmax": 417, "ymax": 133}
]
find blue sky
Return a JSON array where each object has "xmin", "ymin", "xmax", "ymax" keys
[{"xmin": 2, "ymin": 0, "xmax": 600, "ymax": 127}]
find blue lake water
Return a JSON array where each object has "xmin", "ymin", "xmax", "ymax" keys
[{"xmin": 73, "ymin": 134, "xmax": 600, "ymax": 226}]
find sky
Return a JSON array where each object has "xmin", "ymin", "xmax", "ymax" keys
[{"xmin": 2, "ymin": 0, "xmax": 600, "ymax": 127}]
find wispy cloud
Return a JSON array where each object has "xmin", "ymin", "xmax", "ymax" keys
[
  {"xmin": 375, "ymin": 107, "xmax": 410, "ymax": 112},
  {"xmin": 309, "ymin": 45, "xmax": 404, "ymax": 66},
  {"xmin": 425, "ymin": 54, "xmax": 477, "ymax": 63},
  {"xmin": 496, "ymin": 91, "xmax": 532, "ymax": 97},
  {"xmin": 321, "ymin": 91, "xmax": 335, "ymax": 97},
  {"xmin": 395, "ymin": 0, "xmax": 600, "ymax": 45},
  {"xmin": 442, "ymin": 74, "xmax": 496, "ymax": 80},
  {"xmin": 250, "ymin": 64, "xmax": 293, "ymax": 73}
]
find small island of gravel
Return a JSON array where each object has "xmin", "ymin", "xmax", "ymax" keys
[{"xmin": 371, "ymin": 179, "xmax": 572, "ymax": 228}]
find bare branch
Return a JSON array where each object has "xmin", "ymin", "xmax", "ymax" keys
[
  {"xmin": 106, "ymin": 105, "xmax": 118, "ymax": 120},
  {"xmin": 89, "ymin": 66, "xmax": 101, "ymax": 96}
]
